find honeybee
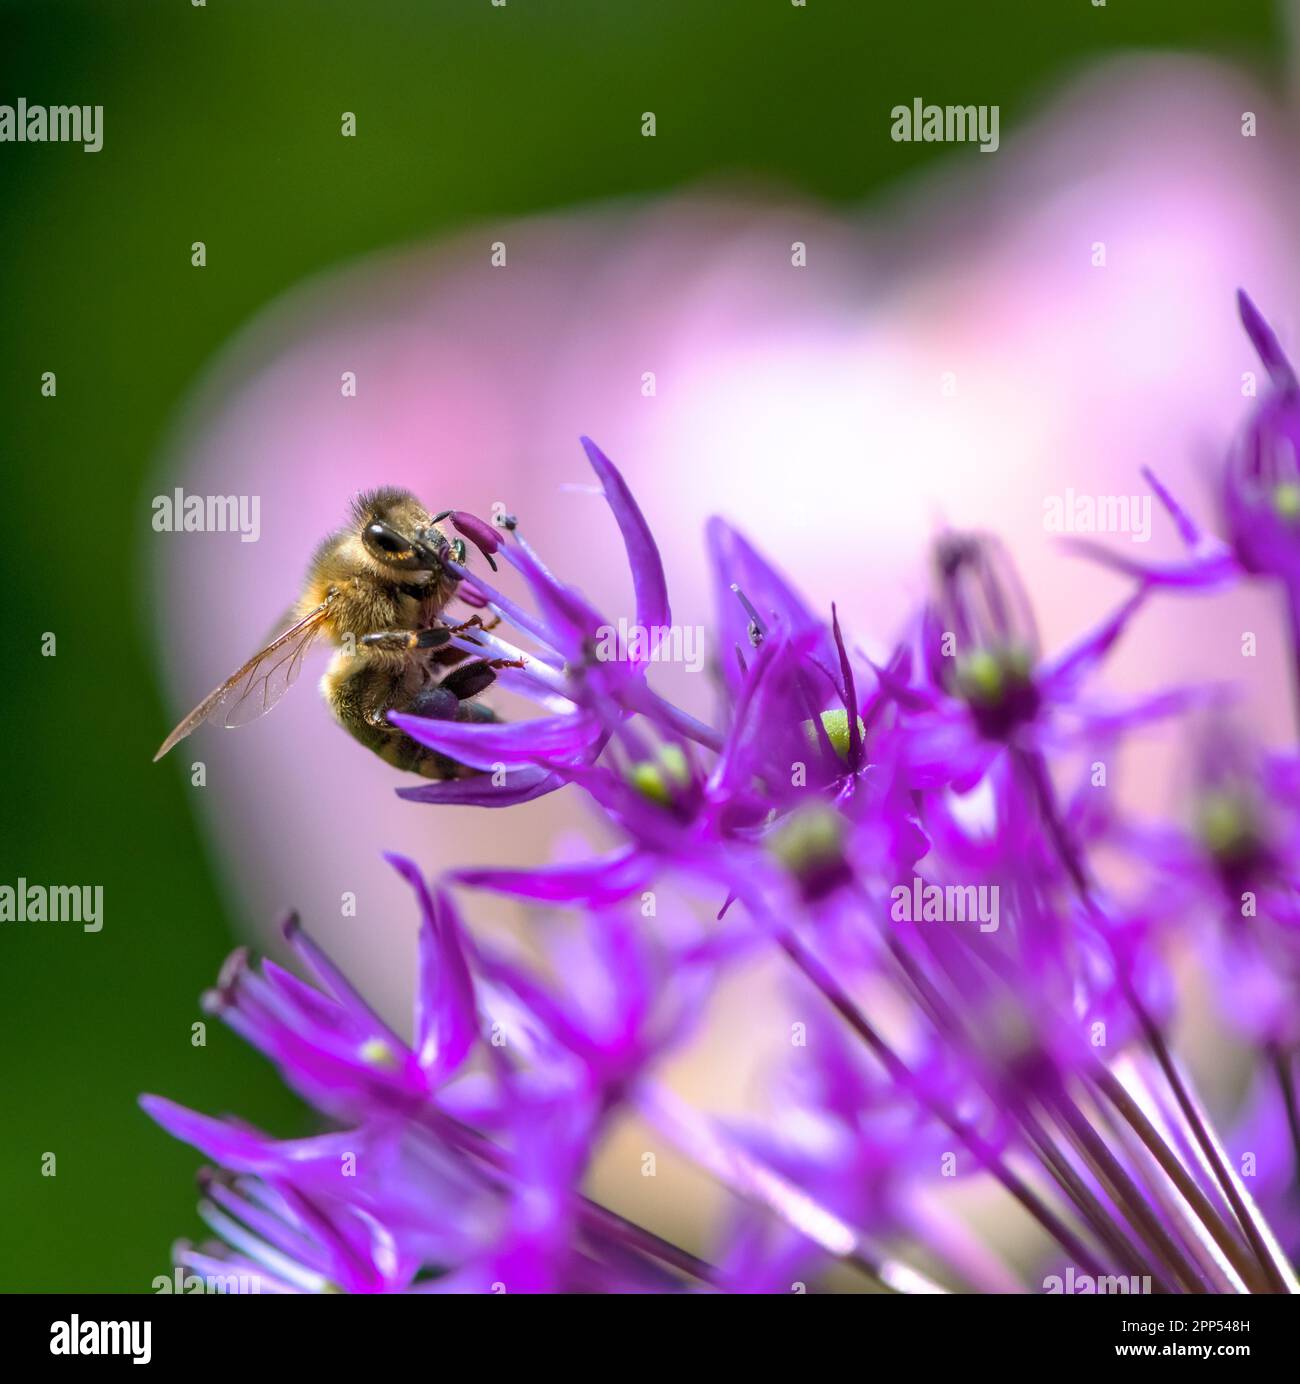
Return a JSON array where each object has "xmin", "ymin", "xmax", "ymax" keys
[{"xmin": 154, "ymin": 488, "xmax": 522, "ymax": 778}]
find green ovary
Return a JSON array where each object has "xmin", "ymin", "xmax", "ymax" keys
[
  {"xmin": 628, "ymin": 744, "xmax": 691, "ymax": 804},
  {"xmin": 801, "ymin": 708, "xmax": 867, "ymax": 760}
]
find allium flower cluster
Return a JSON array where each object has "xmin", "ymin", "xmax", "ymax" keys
[{"xmin": 145, "ymin": 306, "xmax": 1300, "ymax": 1294}]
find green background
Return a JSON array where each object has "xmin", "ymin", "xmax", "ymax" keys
[{"xmin": 0, "ymin": 0, "xmax": 1279, "ymax": 1291}]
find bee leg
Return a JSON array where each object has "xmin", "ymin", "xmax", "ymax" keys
[
  {"xmin": 359, "ymin": 627, "xmax": 454, "ymax": 653},
  {"xmin": 438, "ymin": 656, "xmax": 524, "ymax": 703},
  {"xmin": 426, "ymin": 617, "xmax": 512, "ymax": 668},
  {"xmin": 428, "ymin": 643, "xmax": 473, "ymax": 667},
  {"xmin": 404, "ymin": 685, "xmax": 461, "ymax": 721},
  {"xmin": 402, "ymin": 684, "xmax": 501, "ymax": 726},
  {"xmin": 447, "ymin": 614, "xmax": 503, "ymax": 635}
]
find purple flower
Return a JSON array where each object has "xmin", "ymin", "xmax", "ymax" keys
[
  {"xmin": 1067, "ymin": 292, "xmax": 1300, "ymax": 595},
  {"xmin": 141, "ymin": 856, "xmax": 720, "ymax": 1292},
  {"xmin": 1225, "ymin": 291, "xmax": 1300, "ymax": 583},
  {"xmin": 888, "ymin": 531, "xmax": 1183, "ymax": 797},
  {"xmin": 1099, "ymin": 726, "xmax": 1300, "ymax": 1048},
  {"xmin": 145, "ymin": 339, "xmax": 1300, "ymax": 1293}
]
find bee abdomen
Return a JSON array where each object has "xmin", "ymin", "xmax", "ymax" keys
[
  {"xmin": 392, "ymin": 695, "xmax": 499, "ymax": 779},
  {"xmin": 374, "ymin": 734, "xmax": 473, "ymax": 780}
]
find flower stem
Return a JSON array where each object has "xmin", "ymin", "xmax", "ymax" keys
[
  {"xmin": 1092, "ymin": 1063, "xmax": 1265, "ymax": 1291},
  {"xmin": 1269, "ymin": 1042, "xmax": 1300, "ymax": 1195},
  {"xmin": 1130, "ymin": 999, "xmax": 1293, "ymax": 1294},
  {"xmin": 579, "ymin": 1199, "xmax": 719, "ymax": 1286},
  {"xmin": 1048, "ymin": 1084, "xmax": 1209, "ymax": 1291},
  {"xmin": 1019, "ymin": 742, "xmax": 1296, "ymax": 1292},
  {"xmin": 774, "ymin": 926, "xmax": 1108, "ymax": 1277},
  {"xmin": 876, "ymin": 916, "xmax": 1156, "ymax": 1279},
  {"xmin": 417, "ymin": 1102, "xmax": 718, "ymax": 1285},
  {"xmin": 1283, "ymin": 579, "xmax": 1300, "ymax": 742}
]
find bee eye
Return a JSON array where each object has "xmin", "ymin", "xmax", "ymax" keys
[
  {"xmin": 361, "ymin": 519, "xmax": 440, "ymax": 571},
  {"xmin": 365, "ymin": 522, "xmax": 408, "ymax": 557}
]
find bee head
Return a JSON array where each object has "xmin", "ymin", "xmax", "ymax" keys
[{"xmin": 353, "ymin": 488, "xmax": 448, "ymax": 574}]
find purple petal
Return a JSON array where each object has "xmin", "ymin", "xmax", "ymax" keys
[
  {"xmin": 201, "ymin": 1177, "xmax": 325, "ymax": 1274},
  {"xmin": 472, "ymin": 952, "xmax": 599, "ymax": 1062},
  {"xmin": 452, "ymin": 847, "xmax": 651, "ymax": 907},
  {"xmin": 1061, "ymin": 682, "xmax": 1232, "ymax": 738},
  {"xmin": 397, "ymin": 764, "xmax": 569, "ymax": 807},
  {"xmin": 580, "ymin": 436, "xmax": 671, "ymax": 637},
  {"xmin": 1142, "ymin": 466, "xmax": 1204, "ymax": 549},
  {"xmin": 830, "ymin": 603, "xmax": 863, "ymax": 769},
  {"xmin": 1061, "ymin": 536, "xmax": 1238, "ymax": 590},
  {"xmin": 901, "ymin": 712, "xmax": 1001, "ymax": 792},
  {"xmin": 528, "ymin": 758, "xmax": 714, "ymax": 858},
  {"xmin": 497, "ymin": 538, "xmax": 607, "ymax": 659},
  {"xmin": 1039, "ymin": 587, "xmax": 1148, "ymax": 693},
  {"xmin": 386, "ymin": 854, "xmax": 478, "ymax": 1081},
  {"xmin": 390, "ymin": 709, "xmax": 602, "ymax": 770},
  {"xmin": 707, "ymin": 519, "xmax": 819, "ymax": 635},
  {"xmin": 140, "ymin": 1097, "xmax": 353, "ymax": 1173},
  {"xmin": 636, "ymin": 1085, "xmax": 862, "ymax": 1261},
  {"xmin": 1238, "ymin": 289, "xmax": 1298, "ymax": 394},
  {"xmin": 280, "ymin": 914, "xmax": 407, "ymax": 1052}
]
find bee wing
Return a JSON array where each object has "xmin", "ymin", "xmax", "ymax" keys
[{"xmin": 153, "ymin": 593, "xmax": 338, "ymax": 761}]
